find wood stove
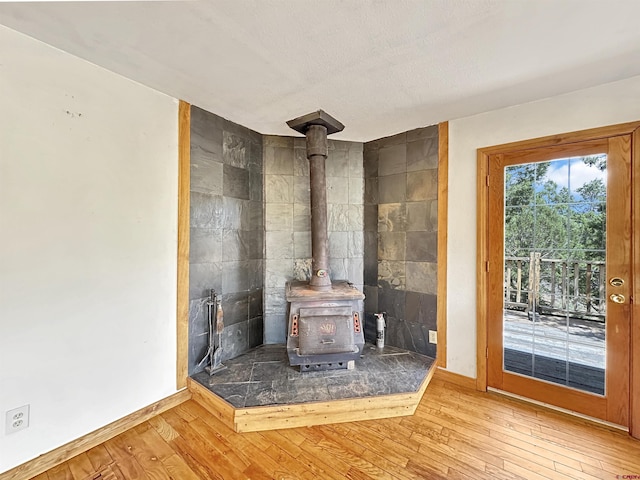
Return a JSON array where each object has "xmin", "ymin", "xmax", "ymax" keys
[{"xmin": 285, "ymin": 111, "xmax": 365, "ymax": 371}]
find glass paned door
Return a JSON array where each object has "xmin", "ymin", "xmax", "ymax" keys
[
  {"xmin": 486, "ymin": 135, "xmax": 631, "ymax": 426},
  {"xmin": 503, "ymin": 155, "xmax": 607, "ymax": 395}
]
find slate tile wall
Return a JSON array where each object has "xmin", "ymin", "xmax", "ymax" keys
[
  {"xmin": 363, "ymin": 126, "xmax": 439, "ymax": 357},
  {"xmin": 188, "ymin": 106, "xmax": 264, "ymax": 375},
  {"xmin": 263, "ymin": 137, "xmax": 364, "ymax": 344}
]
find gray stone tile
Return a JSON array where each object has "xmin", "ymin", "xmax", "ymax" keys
[
  {"xmin": 406, "ymin": 201, "xmax": 432, "ymax": 232},
  {"xmin": 348, "ymin": 177, "xmax": 364, "ymax": 205},
  {"xmin": 363, "ymin": 285, "xmax": 379, "ymax": 313},
  {"xmin": 221, "ymin": 260, "xmax": 251, "ymax": 293},
  {"xmin": 293, "ymin": 231, "xmax": 311, "ymax": 259},
  {"xmin": 223, "ymin": 164, "xmax": 250, "ymax": 200},
  {"xmin": 221, "ymin": 321, "xmax": 249, "ymax": 360},
  {"xmin": 405, "ymin": 292, "xmax": 437, "ymax": 329},
  {"xmin": 265, "ymin": 259, "xmax": 293, "ymax": 288},
  {"xmin": 293, "ymin": 203, "xmax": 310, "ymax": 231},
  {"xmin": 264, "ymin": 146, "xmax": 294, "ymax": 175},
  {"xmin": 378, "ymin": 231, "xmax": 406, "ymax": 261},
  {"xmin": 189, "ymin": 330, "xmax": 209, "ymax": 375},
  {"xmin": 247, "ymin": 229, "xmax": 263, "ymax": 259},
  {"xmin": 348, "ymin": 148, "xmax": 364, "ymax": 178},
  {"xmin": 347, "ymin": 257, "xmax": 364, "ymax": 285},
  {"xmin": 379, "ymin": 144, "xmax": 407, "ymax": 176},
  {"xmin": 249, "ymin": 289, "xmax": 263, "ymax": 318},
  {"xmin": 406, "ymin": 231, "xmax": 437, "ymax": 262},
  {"xmin": 378, "ymin": 287, "xmax": 406, "ymax": 320},
  {"xmin": 190, "ymin": 106, "xmax": 223, "ymax": 164},
  {"xmin": 249, "ymin": 141, "xmax": 264, "ymax": 174},
  {"xmin": 222, "ymin": 197, "xmax": 249, "ymax": 230},
  {"xmin": 191, "ymin": 192, "xmax": 223, "ymax": 229},
  {"xmin": 222, "ymin": 230, "xmax": 250, "ymax": 261},
  {"xmin": 364, "ymin": 205, "xmax": 378, "ymax": 232},
  {"xmin": 293, "ymin": 137, "xmax": 306, "ymax": 149},
  {"xmin": 293, "ymin": 176, "xmax": 310, "ymax": 204},
  {"xmin": 406, "ymin": 169, "xmax": 437, "ymax": 202},
  {"xmin": 249, "ymin": 170, "xmax": 263, "ymax": 202},
  {"xmin": 379, "ymin": 173, "xmax": 406, "ymax": 204},
  {"xmin": 264, "ymin": 314, "xmax": 287, "ymax": 344},
  {"xmin": 223, "ymin": 131, "xmax": 248, "ymax": 169},
  {"xmin": 348, "ymin": 231, "xmax": 364, "ymax": 258},
  {"xmin": 220, "ymin": 292, "xmax": 249, "ymax": 326},
  {"xmin": 364, "ymin": 178, "xmax": 379, "ymax": 204},
  {"xmin": 348, "ymin": 205, "xmax": 363, "ymax": 231},
  {"xmin": 405, "ymin": 261, "xmax": 437, "ymax": 295},
  {"xmin": 190, "ymin": 227, "xmax": 222, "ymax": 264},
  {"xmin": 329, "ymin": 139, "xmax": 352, "ymax": 152},
  {"xmin": 293, "ymin": 258, "xmax": 312, "ymax": 281},
  {"xmin": 275, "ymin": 380, "xmax": 332, "ymax": 403},
  {"xmin": 265, "ymin": 203, "xmax": 293, "ymax": 231},
  {"xmin": 251, "ymin": 361, "xmax": 293, "ymax": 382},
  {"xmin": 264, "ymin": 289, "xmax": 286, "ymax": 315},
  {"xmin": 378, "ymin": 203, "xmax": 406, "ymax": 232},
  {"xmin": 327, "ymin": 204, "xmax": 349, "ymax": 231},
  {"xmin": 249, "ymin": 316, "xmax": 264, "ymax": 348},
  {"xmin": 245, "ymin": 382, "xmax": 277, "ymax": 407},
  {"xmin": 189, "ymin": 262, "xmax": 222, "ymax": 300},
  {"xmin": 363, "ymin": 147, "xmax": 379, "ymax": 178},
  {"xmin": 253, "ymin": 344, "xmax": 288, "ymax": 362},
  {"xmin": 210, "ymin": 383, "xmax": 248, "ymax": 408},
  {"xmin": 265, "ymin": 174, "xmax": 294, "ymax": 203},
  {"xmin": 326, "ymin": 149, "xmax": 349, "ymax": 177},
  {"xmin": 329, "ymin": 231, "xmax": 349, "ymax": 258},
  {"xmin": 189, "ymin": 297, "xmax": 209, "ymax": 337},
  {"xmin": 248, "ymin": 200, "xmax": 263, "ymax": 230},
  {"xmin": 191, "ymin": 158, "xmax": 223, "ymax": 195},
  {"xmin": 248, "ymin": 259, "xmax": 264, "ymax": 290},
  {"xmin": 264, "ymin": 135, "xmax": 294, "ymax": 148},
  {"xmin": 407, "ymin": 138, "xmax": 438, "ymax": 172},
  {"xmin": 406, "ymin": 125, "xmax": 438, "ymax": 142},
  {"xmin": 377, "ymin": 131, "xmax": 407, "ymax": 148},
  {"xmin": 294, "ymin": 148, "xmax": 309, "ymax": 176},
  {"xmin": 378, "ymin": 260, "xmax": 405, "ymax": 290},
  {"xmin": 326, "ymin": 176, "xmax": 349, "ymax": 204},
  {"xmin": 266, "ymin": 231, "xmax": 294, "ymax": 259},
  {"xmin": 329, "ymin": 257, "xmax": 348, "ymax": 281}
]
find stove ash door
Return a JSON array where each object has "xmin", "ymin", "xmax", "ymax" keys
[{"xmin": 298, "ymin": 306, "xmax": 356, "ymax": 355}]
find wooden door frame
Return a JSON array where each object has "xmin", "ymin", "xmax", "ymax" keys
[{"xmin": 476, "ymin": 120, "xmax": 640, "ymax": 437}]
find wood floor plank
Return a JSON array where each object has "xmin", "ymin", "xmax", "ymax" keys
[
  {"xmin": 85, "ymin": 444, "xmax": 114, "ymax": 472},
  {"xmin": 65, "ymin": 453, "xmax": 94, "ymax": 480},
  {"xmin": 32, "ymin": 377, "xmax": 640, "ymax": 480}
]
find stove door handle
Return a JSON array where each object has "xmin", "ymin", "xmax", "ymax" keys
[{"xmin": 320, "ymin": 339, "xmax": 335, "ymax": 344}]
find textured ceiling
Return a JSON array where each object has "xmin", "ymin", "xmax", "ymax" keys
[{"xmin": 2, "ymin": 0, "xmax": 640, "ymax": 141}]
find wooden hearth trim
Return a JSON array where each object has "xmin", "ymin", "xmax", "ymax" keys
[
  {"xmin": 437, "ymin": 121, "xmax": 449, "ymax": 368},
  {"xmin": 188, "ymin": 361, "xmax": 437, "ymax": 433}
]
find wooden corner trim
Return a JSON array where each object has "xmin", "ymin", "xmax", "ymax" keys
[
  {"xmin": 434, "ymin": 367, "xmax": 477, "ymax": 390},
  {"xmin": 0, "ymin": 390, "xmax": 191, "ymax": 480},
  {"xmin": 476, "ymin": 150, "xmax": 489, "ymax": 391},
  {"xmin": 437, "ymin": 121, "xmax": 449, "ymax": 369},
  {"xmin": 177, "ymin": 100, "xmax": 191, "ymax": 390}
]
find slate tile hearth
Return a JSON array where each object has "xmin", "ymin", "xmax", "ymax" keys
[{"xmin": 191, "ymin": 343, "xmax": 434, "ymax": 408}]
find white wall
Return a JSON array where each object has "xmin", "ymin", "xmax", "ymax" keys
[
  {"xmin": 447, "ymin": 75, "xmax": 640, "ymax": 378},
  {"xmin": 0, "ymin": 26, "xmax": 179, "ymax": 473}
]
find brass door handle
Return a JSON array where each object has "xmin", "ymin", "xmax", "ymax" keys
[{"xmin": 610, "ymin": 293, "xmax": 625, "ymax": 304}]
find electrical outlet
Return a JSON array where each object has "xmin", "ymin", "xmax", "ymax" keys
[
  {"xmin": 6, "ymin": 405, "xmax": 29, "ymax": 434},
  {"xmin": 428, "ymin": 330, "xmax": 437, "ymax": 344}
]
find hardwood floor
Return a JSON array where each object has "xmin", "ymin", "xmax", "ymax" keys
[{"xmin": 31, "ymin": 378, "xmax": 640, "ymax": 479}]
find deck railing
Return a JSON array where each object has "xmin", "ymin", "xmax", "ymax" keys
[{"xmin": 504, "ymin": 254, "xmax": 606, "ymax": 321}]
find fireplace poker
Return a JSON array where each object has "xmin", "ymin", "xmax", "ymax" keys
[
  {"xmin": 208, "ymin": 296, "xmax": 226, "ymax": 375},
  {"xmin": 196, "ymin": 289, "xmax": 217, "ymax": 371}
]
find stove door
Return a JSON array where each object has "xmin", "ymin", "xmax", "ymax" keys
[{"xmin": 298, "ymin": 306, "xmax": 355, "ymax": 355}]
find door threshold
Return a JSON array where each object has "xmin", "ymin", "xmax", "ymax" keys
[{"xmin": 487, "ymin": 387, "xmax": 628, "ymax": 432}]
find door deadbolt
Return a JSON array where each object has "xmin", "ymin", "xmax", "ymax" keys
[
  {"xmin": 609, "ymin": 277, "xmax": 625, "ymax": 287},
  {"xmin": 610, "ymin": 293, "xmax": 625, "ymax": 304}
]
